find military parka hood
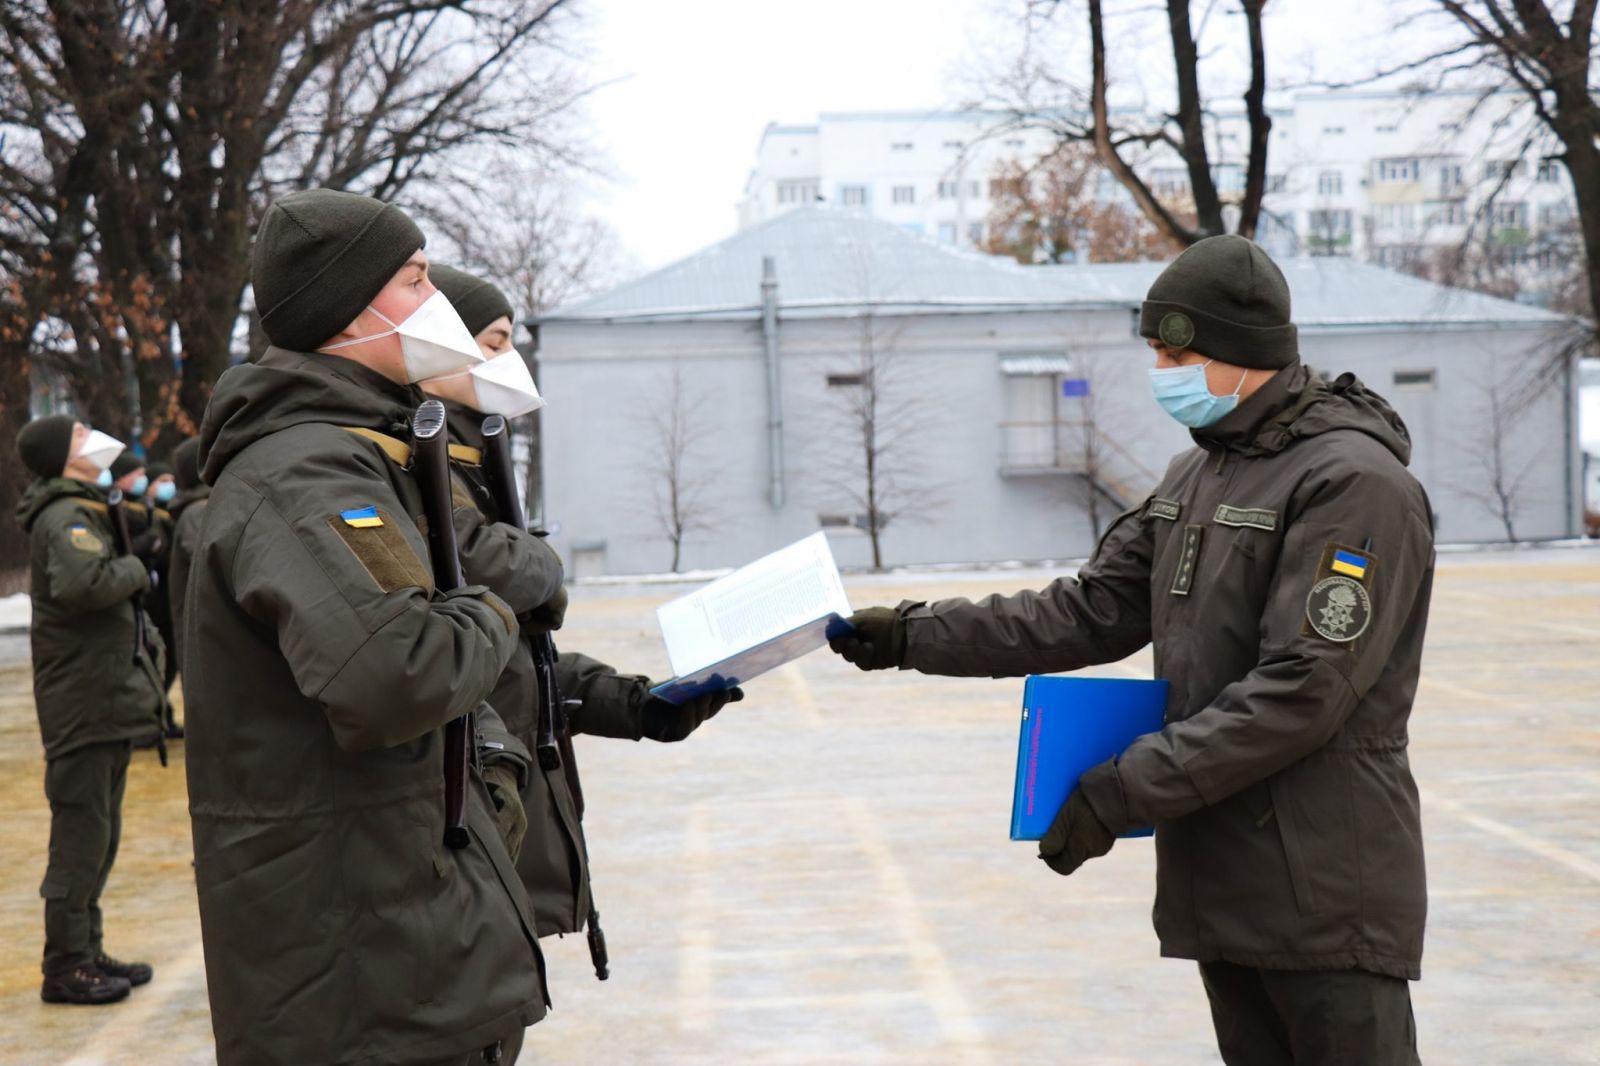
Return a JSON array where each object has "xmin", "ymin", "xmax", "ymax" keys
[
  {"xmin": 17, "ymin": 477, "xmax": 105, "ymax": 533},
  {"xmin": 1191, "ymin": 360, "xmax": 1412, "ymax": 466},
  {"xmin": 199, "ymin": 347, "xmax": 419, "ymax": 486}
]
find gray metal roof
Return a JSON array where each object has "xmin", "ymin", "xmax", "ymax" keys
[{"xmin": 540, "ymin": 206, "xmax": 1568, "ymax": 331}]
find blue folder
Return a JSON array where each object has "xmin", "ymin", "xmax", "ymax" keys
[
  {"xmin": 1010, "ymin": 675, "xmax": 1169, "ymax": 841},
  {"xmin": 649, "ymin": 614, "xmax": 854, "ymax": 705}
]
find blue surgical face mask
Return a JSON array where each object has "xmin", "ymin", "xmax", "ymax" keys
[
  {"xmin": 130, "ymin": 475, "xmax": 150, "ymax": 497},
  {"xmin": 1149, "ymin": 360, "xmax": 1247, "ymax": 429},
  {"xmin": 96, "ymin": 469, "xmax": 113, "ymax": 488},
  {"xmin": 153, "ymin": 481, "xmax": 177, "ymax": 503}
]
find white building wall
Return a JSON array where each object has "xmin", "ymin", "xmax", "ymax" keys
[
  {"xmin": 538, "ymin": 311, "xmax": 1574, "ymax": 576},
  {"xmin": 740, "ymin": 93, "xmax": 1577, "ymax": 291}
]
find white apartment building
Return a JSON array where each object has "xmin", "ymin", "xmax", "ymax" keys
[{"xmin": 739, "ymin": 90, "xmax": 1579, "ymax": 298}]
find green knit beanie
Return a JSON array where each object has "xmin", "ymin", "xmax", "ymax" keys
[
  {"xmin": 172, "ymin": 437, "xmax": 203, "ymax": 492},
  {"xmin": 16, "ymin": 414, "xmax": 78, "ymax": 479},
  {"xmin": 110, "ymin": 451, "xmax": 146, "ymax": 480},
  {"xmin": 251, "ymin": 189, "xmax": 425, "ymax": 352},
  {"xmin": 1139, "ymin": 234, "xmax": 1298, "ymax": 370},
  {"xmin": 430, "ymin": 265, "xmax": 515, "ymax": 338}
]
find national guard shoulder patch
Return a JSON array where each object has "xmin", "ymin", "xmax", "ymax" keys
[
  {"xmin": 1304, "ymin": 542, "xmax": 1376, "ymax": 643},
  {"xmin": 68, "ymin": 524, "xmax": 104, "ymax": 554}
]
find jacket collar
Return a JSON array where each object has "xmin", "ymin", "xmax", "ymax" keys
[{"xmin": 1191, "ymin": 360, "xmax": 1314, "ymax": 455}]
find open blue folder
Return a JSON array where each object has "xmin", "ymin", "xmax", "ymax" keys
[
  {"xmin": 649, "ymin": 614, "xmax": 854, "ymax": 705},
  {"xmin": 1010, "ymin": 675, "xmax": 1169, "ymax": 841}
]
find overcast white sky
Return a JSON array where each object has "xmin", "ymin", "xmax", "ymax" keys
[{"xmin": 579, "ymin": 0, "xmax": 1413, "ymax": 273}]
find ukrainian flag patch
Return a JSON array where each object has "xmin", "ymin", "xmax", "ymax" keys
[
  {"xmin": 1330, "ymin": 549, "xmax": 1368, "ymax": 579},
  {"xmin": 340, "ymin": 506, "xmax": 383, "ymax": 528}
]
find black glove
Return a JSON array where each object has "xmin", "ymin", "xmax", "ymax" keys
[
  {"xmin": 129, "ymin": 527, "xmax": 164, "ymax": 563},
  {"xmin": 482, "ymin": 763, "xmax": 528, "ymax": 862},
  {"xmin": 827, "ymin": 607, "xmax": 906, "ymax": 671},
  {"xmin": 640, "ymin": 686, "xmax": 743, "ymax": 743},
  {"xmin": 1038, "ymin": 790, "xmax": 1115, "ymax": 877},
  {"xmin": 522, "ymin": 585, "xmax": 568, "ymax": 634}
]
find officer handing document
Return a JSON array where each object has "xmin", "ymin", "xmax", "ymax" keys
[{"xmin": 832, "ymin": 236, "xmax": 1434, "ymax": 1066}]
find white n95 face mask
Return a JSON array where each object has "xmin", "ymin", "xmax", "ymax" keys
[
  {"xmin": 76, "ymin": 429, "xmax": 126, "ymax": 472},
  {"xmin": 423, "ymin": 350, "xmax": 546, "ymax": 418},
  {"xmin": 321, "ymin": 289, "xmax": 484, "ymax": 382}
]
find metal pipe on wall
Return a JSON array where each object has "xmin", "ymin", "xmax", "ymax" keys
[{"xmin": 761, "ymin": 255, "xmax": 784, "ymax": 510}]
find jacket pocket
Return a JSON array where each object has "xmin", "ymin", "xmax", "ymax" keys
[{"xmin": 1268, "ymin": 773, "xmax": 1319, "ymax": 915}]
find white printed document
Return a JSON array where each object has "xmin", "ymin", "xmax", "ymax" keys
[{"xmin": 651, "ymin": 532, "xmax": 854, "ymax": 703}]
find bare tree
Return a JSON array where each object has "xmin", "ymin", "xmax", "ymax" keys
[
  {"xmin": 637, "ymin": 364, "xmax": 720, "ymax": 573},
  {"xmin": 970, "ymin": 0, "xmax": 1273, "ymax": 248},
  {"xmin": 984, "ymin": 143, "xmax": 1181, "ymax": 264},
  {"xmin": 1453, "ymin": 355, "xmax": 1551, "ymax": 541},
  {"xmin": 0, "ymin": 0, "xmax": 587, "ymax": 453},
  {"xmin": 1327, "ymin": 2, "xmax": 1597, "ymax": 334},
  {"xmin": 818, "ymin": 310, "xmax": 943, "ymax": 570},
  {"xmin": 1058, "ymin": 350, "xmax": 1160, "ymax": 540}
]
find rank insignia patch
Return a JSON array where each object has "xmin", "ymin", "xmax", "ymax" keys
[
  {"xmin": 1304, "ymin": 542, "xmax": 1376, "ymax": 643},
  {"xmin": 68, "ymin": 524, "xmax": 104, "ymax": 554},
  {"xmin": 340, "ymin": 506, "xmax": 383, "ymax": 528}
]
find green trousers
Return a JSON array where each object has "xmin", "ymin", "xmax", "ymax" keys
[
  {"xmin": 41, "ymin": 740, "xmax": 130, "ymax": 976},
  {"xmin": 1200, "ymin": 960, "xmax": 1421, "ymax": 1066}
]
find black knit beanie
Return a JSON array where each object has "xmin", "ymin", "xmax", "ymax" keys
[
  {"xmin": 172, "ymin": 438, "xmax": 203, "ymax": 492},
  {"xmin": 110, "ymin": 451, "xmax": 145, "ymax": 480},
  {"xmin": 16, "ymin": 415, "xmax": 78, "ymax": 479},
  {"xmin": 1139, "ymin": 235, "xmax": 1298, "ymax": 369},
  {"xmin": 252, "ymin": 189, "xmax": 425, "ymax": 353},
  {"xmin": 430, "ymin": 265, "xmax": 514, "ymax": 338}
]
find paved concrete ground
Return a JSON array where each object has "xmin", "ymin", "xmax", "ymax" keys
[{"xmin": 0, "ymin": 548, "xmax": 1597, "ymax": 1064}]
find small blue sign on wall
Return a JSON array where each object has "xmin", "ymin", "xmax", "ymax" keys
[{"xmin": 1062, "ymin": 378, "xmax": 1090, "ymax": 397}]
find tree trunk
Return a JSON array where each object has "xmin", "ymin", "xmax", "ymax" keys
[
  {"xmin": 0, "ymin": 336, "xmax": 34, "ymax": 575},
  {"xmin": 1165, "ymin": 0, "xmax": 1223, "ymax": 236}
]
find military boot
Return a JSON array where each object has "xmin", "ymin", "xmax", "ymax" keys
[
  {"xmin": 94, "ymin": 954, "xmax": 154, "ymax": 987},
  {"xmin": 40, "ymin": 965, "xmax": 131, "ymax": 1005}
]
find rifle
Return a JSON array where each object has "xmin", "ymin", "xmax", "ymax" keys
[
  {"xmin": 106, "ymin": 489, "xmax": 167, "ymax": 767},
  {"xmin": 412, "ymin": 400, "xmax": 472, "ymax": 851},
  {"xmin": 480, "ymin": 413, "xmax": 609, "ymax": 981}
]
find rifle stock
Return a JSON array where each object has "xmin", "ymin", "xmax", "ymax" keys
[
  {"xmin": 480, "ymin": 414, "xmax": 608, "ymax": 979},
  {"xmin": 412, "ymin": 400, "xmax": 472, "ymax": 851}
]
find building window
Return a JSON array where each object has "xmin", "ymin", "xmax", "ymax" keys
[
  {"xmin": 826, "ymin": 372, "xmax": 864, "ymax": 388},
  {"xmin": 1375, "ymin": 158, "xmax": 1420, "ymax": 183},
  {"xmin": 819, "ymin": 513, "xmax": 867, "ymax": 532},
  {"xmin": 1213, "ymin": 164, "xmax": 1245, "ymax": 194},
  {"xmin": 1376, "ymin": 203, "xmax": 1417, "ymax": 230},
  {"xmin": 1316, "ymin": 170, "xmax": 1343, "ymax": 197},
  {"xmin": 890, "ymin": 141, "xmax": 914, "ymax": 151},
  {"xmin": 1483, "ymin": 159, "xmax": 1523, "ymax": 182},
  {"xmin": 967, "ymin": 222, "xmax": 985, "ymax": 244},
  {"xmin": 1424, "ymin": 201, "xmax": 1467, "ymax": 226},
  {"xmin": 1001, "ymin": 372, "xmax": 1071, "ymax": 471},
  {"xmin": 1393, "ymin": 369, "xmax": 1436, "ymax": 390},
  {"xmin": 967, "ymin": 180, "xmax": 981, "ymax": 199},
  {"xmin": 840, "ymin": 184, "xmax": 868, "ymax": 207},
  {"xmin": 892, "ymin": 185, "xmax": 916, "ymax": 205},
  {"xmin": 1322, "ymin": 126, "xmax": 1345, "ymax": 135},
  {"xmin": 1537, "ymin": 159, "xmax": 1562, "ymax": 183},
  {"xmin": 1152, "ymin": 167, "xmax": 1190, "ymax": 196},
  {"xmin": 938, "ymin": 221, "xmax": 957, "ymax": 244},
  {"xmin": 1538, "ymin": 201, "xmax": 1574, "ymax": 228},
  {"xmin": 943, "ymin": 140, "xmax": 964, "ymax": 150},
  {"xmin": 1492, "ymin": 201, "xmax": 1528, "ymax": 228},
  {"xmin": 937, "ymin": 180, "xmax": 961, "ymax": 199},
  {"xmin": 777, "ymin": 180, "xmax": 817, "ymax": 205},
  {"xmin": 1307, "ymin": 209, "xmax": 1353, "ymax": 255},
  {"xmin": 1438, "ymin": 163, "xmax": 1464, "ymax": 195},
  {"xmin": 1376, "ymin": 124, "xmax": 1398, "ymax": 133}
]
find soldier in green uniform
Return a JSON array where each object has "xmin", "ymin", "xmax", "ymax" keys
[
  {"xmin": 423, "ymin": 265, "xmax": 737, "ymax": 950},
  {"xmin": 833, "ymin": 236, "xmax": 1432, "ymax": 1066},
  {"xmin": 15, "ymin": 415, "xmax": 162, "ymax": 1005},
  {"xmin": 165, "ymin": 437, "xmax": 207, "ymax": 680},
  {"xmin": 109, "ymin": 452, "xmax": 181, "ymax": 710},
  {"xmin": 186, "ymin": 189, "xmax": 545, "ymax": 1065}
]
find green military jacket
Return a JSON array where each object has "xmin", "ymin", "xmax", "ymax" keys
[
  {"xmin": 187, "ymin": 349, "xmax": 547, "ymax": 1065},
  {"xmin": 17, "ymin": 478, "xmax": 166, "ymax": 759},
  {"xmin": 902, "ymin": 364, "xmax": 1434, "ymax": 980},
  {"xmin": 443, "ymin": 403, "xmax": 650, "ymax": 936},
  {"xmin": 166, "ymin": 485, "xmax": 209, "ymax": 676}
]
